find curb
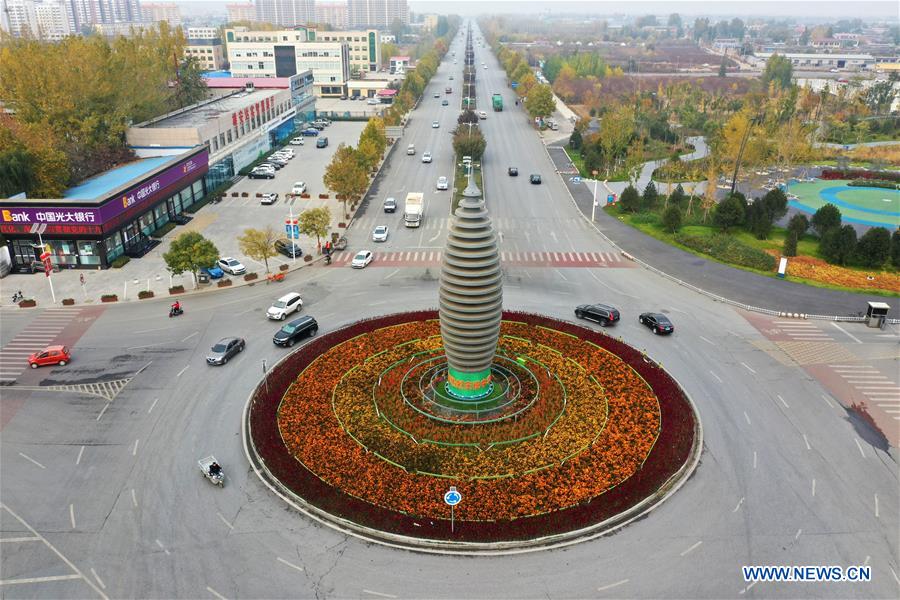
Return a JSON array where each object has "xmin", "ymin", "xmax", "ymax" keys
[{"xmin": 239, "ymin": 313, "xmax": 703, "ymax": 556}]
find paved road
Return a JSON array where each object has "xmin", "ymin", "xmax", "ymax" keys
[{"xmin": 1, "ymin": 23, "xmax": 898, "ymax": 599}]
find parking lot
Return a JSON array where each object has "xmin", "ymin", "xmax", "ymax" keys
[{"xmin": 315, "ymin": 97, "xmax": 387, "ymax": 117}]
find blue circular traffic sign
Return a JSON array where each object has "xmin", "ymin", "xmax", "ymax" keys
[{"xmin": 444, "ymin": 488, "xmax": 462, "ymax": 506}]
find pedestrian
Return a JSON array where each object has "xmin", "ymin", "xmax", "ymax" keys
[{"xmin": 79, "ymin": 273, "xmax": 85, "ymax": 286}]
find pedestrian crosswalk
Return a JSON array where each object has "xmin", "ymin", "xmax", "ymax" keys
[
  {"xmin": 830, "ymin": 364, "xmax": 900, "ymax": 420},
  {"xmin": 0, "ymin": 307, "xmax": 81, "ymax": 383},
  {"xmin": 350, "ymin": 216, "xmax": 595, "ymax": 232},
  {"xmin": 772, "ymin": 320, "xmax": 834, "ymax": 342},
  {"xmin": 330, "ymin": 250, "xmax": 627, "ymax": 268}
]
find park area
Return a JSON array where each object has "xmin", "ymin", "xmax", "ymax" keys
[{"xmin": 788, "ymin": 180, "xmax": 900, "ymax": 229}]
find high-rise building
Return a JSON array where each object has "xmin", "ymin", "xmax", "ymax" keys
[
  {"xmin": 347, "ymin": 0, "xmax": 407, "ymax": 28},
  {"xmin": 2, "ymin": 0, "xmax": 38, "ymax": 36},
  {"xmin": 226, "ymin": 2, "xmax": 255, "ymax": 22},
  {"xmin": 314, "ymin": 2, "xmax": 346, "ymax": 29},
  {"xmin": 140, "ymin": 2, "xmax": 179, "ymax": 25},
  {"xmin": 66, "ymin": 0, "xmax": 142, "ymax": 30},
  {"xmin": 34, "ymin": 0, "xmax": 72, "ymax": 39},
  {"xmin": 255, "ymin": 0, "xmax": 314, "ymax": 27}
]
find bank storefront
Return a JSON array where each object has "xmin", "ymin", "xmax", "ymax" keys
[{"xmin": 1, "ymin": 149, "xmax": 208, "ymax": 272}]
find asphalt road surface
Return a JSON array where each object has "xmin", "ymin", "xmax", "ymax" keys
[{"xmin": 1, "ymin": 24, "xmax": 898, "ymax": 600}]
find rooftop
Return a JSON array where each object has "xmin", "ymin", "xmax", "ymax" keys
[
  {"xmin": 63, "ymin": 157, "xmax": 172, "ymax": 200},
  {"xmin": 146, "ymin": 89, "xmax": 280, "ymax": 129}
]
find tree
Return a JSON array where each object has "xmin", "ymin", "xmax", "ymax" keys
[
  {"xmin": 713, "ymin": 193, "xmax": 746, "ymax": 232},
  {"xmin": 855, "ymin": 227, "xmax": 891, "ymax": 267},
  {"xmin": 511, "ymin": 62, "xmax": 531, "ymax": 85},
  {"xmin": 324, "ymin": 144, "xmax": 369, "ymax": 218},
  {"xmin": 820, "ymin": 225, "xmax": 857, "ymax": 265},
  {"xmin": 718, "ymin": 57, "xmax": 727, "ymax": 77},
  {"xmin": 864, "ymin": 81, "xmax": 896, "ymax": 115},
  {"xmin": 599, "ymin": 103, "xmax": 635, "ymax": 173},
  {"xmin": 569, "ymin": 127, "xmax": 583, "ymax": 151},
  {"xmin": 238, "ymin": 226, "xmax": 279, "ymax": 273},
  {"xmin": 524, "ymin": 83, "xmax": 556, "ymax": 119},
  {"xmin": 667, "ymin": 184, "xmax": 687, "ymax": 209},
  {"xmin": 618, "ymin": 185, "xmax": 640, "ymax": 213},
  {"xmin": 357, "ymin": 137, "xmax": 381, "ymax": 171},
  {"xmin": 662, "ymin": 205, "xmax": 683, "ymax": 233},
  {"xmin": 163, "ymin": 231, "xmax": 220, "ymax": 284},
  {"xmin": 452, "ymin": 125, "xmax": 487, "ymax": 161},
  {"xmin": 761, "ymin": 54, "xmax": 793, "ymax": 90},
  {"xmin": 783, "ymin": 230, "xmax": 798, "ymax": 257},
  {"xmin": 746, "ymin": 199, "xmax": 772, "ymax": 239},
  {"xmin": 787, "ymin": 213, "xmax": 809, "ymax": 237},
  {"xmin": 811, "ymin": 203, "xmax": 842, "ymax": 235},
  {"xmin": 458, "ymin": 110, "xmax": 479, "ymax": 125},
  {"xmin": 359, "ymin": 117, "xmax": 387, "ymax": 156},
  {"xmin": 641, "ymin": 181, "xmax": 659, "ymax": 211},
  {"xmin": 891, "ymin": 230, "xmax": 900, "ymax": 268},
  {"xmin": 299, "ymin": 207, "xmax": 331, "ymax": 253}
]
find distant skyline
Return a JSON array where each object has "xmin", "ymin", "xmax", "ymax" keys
[{"xmin": 172, "ymin": 0, "xmax": 900, "ymax": 21}]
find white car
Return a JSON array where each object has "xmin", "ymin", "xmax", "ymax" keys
[
  {"xmin": 217, "ymin": 257, "xmax": 246, "ymax": 275},
  {"xmin": 483, "ymin": 64, "xmax": 487, "ymax": 69},
  {"xmin": 436, "ymin": 176, "xmax": 449, "ymax": 190},
  {"xmin": 260, "ymin": 192, "xmax": 279, "ymax": 205},
  {"xmin": 372, "ymin": 226, "xmax": 389, "ymax": 242},
  {"xmin": 279, "ymin": 149, "xmax": 295, "ymax": 157},
  {"xmin": 432, "ymin": 120, "xmax": 440, "ymax": 128},
  {"xmin": 290, "ymin": 137, "xmax": 304, "ymax": 145},
  {"xmin": 433, "ymin": 93, "xmax": 440, "ymax": 98},
  {"xmin": 292, "ymin": 182, "xmax": 307, "ymax": 195},
  {"xmin": 352, "ymin": 250, "xmax": 373, "ymax": 269},
  {"xmin": 478, "ymin": 111, "xmax": 487, "ymax": 119},
  {"xmin": 267, "ymin": 292, "xmax": 303, "ymax": 320},
  {"xmin": 422, "ymin": 152, "xmax": 432, "ymax": 163},
  {"xmin": 366, "ymin": 98, "xmax": 380, "ymax": 105}
]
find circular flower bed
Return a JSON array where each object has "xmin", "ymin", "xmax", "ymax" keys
[{"xmin": 247, "ymin": 311, "xmax": 698, "ymax": 545}]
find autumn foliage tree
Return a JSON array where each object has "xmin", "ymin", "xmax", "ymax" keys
[{"xmin": 324, "ymin": 144, "xmax": 369, "ymax": 218}]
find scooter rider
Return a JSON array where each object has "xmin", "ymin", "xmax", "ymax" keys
[
  {"xmin": 209, "ymin": 462, "xmax": 221, "ymax": 477},
  {"xmin": 170, "ymin": 300, "xmax": 182, "ymax": 315}
]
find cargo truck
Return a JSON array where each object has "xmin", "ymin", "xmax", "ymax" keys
[
  {"xmin": 492, "ymin": 93, "xmax": 503, "ymax": 111},
  {"xmin": 404, "ymin": 193, "xmax": 424, "ymax": 228}
]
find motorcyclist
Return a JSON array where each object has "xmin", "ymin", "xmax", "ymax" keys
[
  {"xmin": 209, "ymin": 462, "xmax": 221, "ymax": 477},
  {"xmin": 170, "ymin": 300, "xmax": 181, "ymax": 314}
]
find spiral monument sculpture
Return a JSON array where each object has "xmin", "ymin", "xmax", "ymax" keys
[{"xmin": 438, "ymin": 168, "xmax": 503, "ymax": 400}]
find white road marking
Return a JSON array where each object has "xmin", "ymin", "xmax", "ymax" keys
[
  {"xmin": 0, "ymin": 574, "xmax": 83, "ymax": 585},
  {"xmin": 131, "ymin": 489, "xmax": 138, "ymax": 508},
  {"xmin": 743, "ymin": 411, "xmax": 751, "ymax": 426},
  {"xmin": 820, "ymin": 394, "xmax": 836, "ymax": 409},
  {"xmin": 811, "ymin": 479, "xmax": 816, "ymax": 497},
  {"xmin": 741, "ymin": 362, "xmax": 756, "ymax": 374},
  {"xmin": 753, "ymin": 451, "xmax": 757, "ymax": 469},
  {"xmin": 148, "ymin": 398, "xmax": 158, "ymax": 413},
  {"xmin": 794, "ymin": 529, "xmax": 802, "ymax": 540},
  {"xmin": 802, "ymin": 434, "xmax": 811, "ymax": 450},
  {"xmin": 777, "ymin": 395, "xmax": 789, "ymax": 408},
  {"xmin": 90, "ymin": 568, "xmax": 106, "ymax": 589},
  {"xmin": 181, "ymin": 331, "xmax": 199, "ymax": 342},
  {"xmin": 177, "ymin": 365, "xmax": 190, "ymax": 377},
  {"xmin": 217, "ymin": 512, "xmax": 234, "ymax": 530},
  {"xmin": 709, "ymin": 371, "xmax": 722, "ymax": 383},
  {"xmin": 554, "ymin": 268, "xmax": 568, "ymax": 282},
  {"xmin": 362, "ymin": 590, "xmax": 398, "ymax": 599},
  {"xmin": 276, "ymin": 556, "xmax": 304, "ymax": 572},
  {"xmin": 699, "ymin": 336, "xmax": 714, "ymax": 345},
  {"xmin": 874, "ymin": 494, "xmax": 879, "ymax": 518},
  {"xmin": 132, "ymin": 439, "xmax": 139, "ymax": 456},
  {"xmin": 732, "ymin": 497, "xmax": 744, "ymax": 512},
  {"xmin": 69, "ymin": 504, "xmax": 76, "ymax": 528},
  {"xmin": 830, "ymin": 322, "xmax": 862, "ymax": 343},
  {"xmin": 863, "ymin": 555, "xmax": 870, "ymax": 567},
  {"xmin": 155, "ymin": 539, "xmax": 170, "ymax": 555},
  {"xmin": 18, "ymin": 452, "xmax": 45, "ymax": 469},
  {"xmin": 597, "ymin": 579, "xmax": 629, "ymax": 592},
  {"xmin": 207, "ymin": 586, "xmax": 227, "ymax": 600},
  {"xmin": 680, "ymin": 540, "xmax": 702, "ymax": 556},
  {"xmin": 891, "ymin": 566, "xmax": 900, "ymax": 586},
  {"xmin": 739, "ymin": 580, "xmax": 757, "ymax": 595},
  {"xmin": 854, "ymin": 438, "xmax": 866, "ymax": 458},
  {"xmin": 76, "ymin": 446, "xmax": 85, "ymax": 465}
]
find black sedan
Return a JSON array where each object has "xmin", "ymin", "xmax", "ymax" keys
[
  {"xmin": 274, "ymin": 239, "xmax": 303, "ymax": 258},
  {"xmin": 206, "ymin": 337, "xmax": 245, "ymax": 365},
  {"xmin": 639, "ymin": 312, "xmax": 675, "ymax": 335},
  {"xmin": 575, "ymin": 303, "xmax": 620, "ymax": 326},
  {"xmin": 529, "ymin": 173, "xmax": 542, "ymax": 184},
  {"xmin": 508, "ymin": 167, "xmax": 518, "ymax": 176}
]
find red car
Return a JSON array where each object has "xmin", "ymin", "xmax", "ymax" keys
[{"xmin": 28, "ymin": 345, "xmax": 71, "ymax": 368}]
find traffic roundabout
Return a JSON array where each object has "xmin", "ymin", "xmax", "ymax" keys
[{"xmin": 244, "ymin": 310, "xmax": 701, "ymax": 553}]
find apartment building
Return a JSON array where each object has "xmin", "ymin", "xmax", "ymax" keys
[
  {"xmin": 347, "ymin": 0, "xmax": 407, "ymax": 28},
  {"xmin": 315, "ymin": 2, "xmax": 347, "ymax": 29},
  {"xmin": 255, "ymin": 0, "xmax": 314, "ymax": 27},
  {"xmin": 225, "ymin": 2, "xmax": 254, "ymax": 22},
  {"xmin": 140, "ymin": 2, "xmax": 180, "ymax": 25}
]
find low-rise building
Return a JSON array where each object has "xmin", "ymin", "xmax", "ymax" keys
[
  {"xmin": 185, "ymin": 38, "xmax": 226, "ymax": 71},
  {"xmin": 187, "ymin": 26, "xmax": 219, "ymax": 40},
  {"xmin": 389, "ymin": 55, "xmax": 410, "ymax": 74},
  {"xmin": 755, "ymin": 52, "xmax": 875, "ymax": 70}
]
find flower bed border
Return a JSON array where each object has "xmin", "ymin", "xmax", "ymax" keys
[{"xmin": 244, "ymin": 310, "xmax": 701, "ymax": 552}]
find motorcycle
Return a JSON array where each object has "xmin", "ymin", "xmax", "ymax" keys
[
  {"xmin": 169, "ymin": 305, "xmax": 184, "ymax": 317},
  {"xmin": 11, "ymin": 290, "xmax": 24, "ymax": 303},
  {"xmin": 198, "ymin": 456, "xmax": 224, "ymax": 487}
]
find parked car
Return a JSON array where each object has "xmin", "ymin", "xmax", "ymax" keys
[
  {"xmin": 217, "ymin": 257, "xmax": 246, "ymax": 275},
  {"xmin": 274, "ymin": 239, "xmax": 303, "ymax": 258},
  {"xmin": 268, "ymin": 157, "xmax": 289, "ymax": 166},
  {"xmin": 300, "ymin": 128, "xmax": 320, "ymax": 136},
  {"xmin": 432, "ymin": 120, "xmax": 440, "ymax": 128},
  {"xmin": 508, "ymin": 167, "xmax": 518, "ymax": 176},
  {"xmin": 28, "ymin": 345, "xmax": 70, "ymax": 369},
  {"xmin": 273, "ymin": 316, "xmax": 318, "ymax": 347},
  {"xmin": 260, "ymin": 161, "xmax": 283, "ymax": 170},
  {"xmin": 383, "ymin": 197, "xmax": 397, "ymax": 213},
  {"xmin": 260, "ymin": 192, "xmax": 279, "ymax": 205},
  {"xmin": 316, "ymin": 137, "xmax": 329, "ymax": 148},
  {"xmin": 351, "ymin": 250, "xmax": 374, "ymax": 269},
  {"xmin": 422, "ymin": 152, "xmax": 433, "ymax": 163},
  {"xmin": 575, "ymin": 303, "xmax": 620, "ymax": 326},
  {"xmin": 639, "ymin": 312, "xmax": 675, "ymax": 335},
  {"xmin": 292, "ymin": 182, "xmax": 307, "ymax": 195},
  {"xmin": 313, "ymin": 119, "xmax": 330, "ymax": 128},
  {"xmin": 201, "ymin": 265, "xmax": 224, "ymax": 279},
  {"xmin": 367, "ymin": 98, "xmax": 380, "ymax": 105},
  {"xmin": 206, "ymin": 337, "xmax": 245, "ymax": 365},
  {"xmin": 289, "ymin": 137, "xmax": 305, "ymax": 145},
  {"xmin": 311, "ymin": 122, "xmax": 327, "ymax": 130},
  {"xmin": 249, "ymin": 168, "xmax": 275, "ymax": 179},
  {"xmin": 267, "ymin": 292, "xmax": 303, "ymax": 320},
  {"xmin": 372, "ymin": 225, "xmax": 389, "ymax": 242},
  {"xmin": 529, "ymin": 173, "xmax": 542, "ymax": 184},
  {"xmin": 436, "ymin": 176, "xmax": 449, "ymax": 190}
]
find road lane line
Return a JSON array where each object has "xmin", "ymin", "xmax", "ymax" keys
[
  {"xmin": 69, "ymin": 504, "xmax": 76, "ymax": 528},
  {"xmin": 710, "ymin": 371, "xmax": 722, "ymax": 383},
  {"xmin": 148, "ymin": 398, "xmax": 158, "ymax": 413},
  {"xmin": 739, "ymin": 581, "xmax": 757, "ymax": 595},
  {"xmin": 753, "ymin": 451, "xmax": 757, "ymax": 469},
  {"xmin": 76, "ymin": 446, "xmax": 84, "ymax": 465},
  {"xmin": 18, "ymin": 452, "xmax": 45, "ymax": 469},
  {"xmin": 217, "ymin": 512, "xmax": 234, "ymax": 530},
  {"xmin": 132, "ymin": 489, "xmax": 138, "ymax": 508},
  {"xmin": 699, "ymin": 336, "xmax": 714, "ymax": 345},
  {"xmin": 741, "ymin": 362, "xmax": 756, "ymax": 374},
  {"xmin": 90, "ymin": 568, "xmax": 106, "ymax": 589},
  {"xmin": 795, "ymin": 529, "xmax": 802, "ymax": 540},
  {"xmin": 777, "ymin": 395, "xmax": 789, "ymax": 408},
  {"xmin": 96, "ymin": 402, "xmax": 110, "ymax": 421},
  {"xmin": 732, "ymin": 497, "xmax": 744, "ymax": 512},
  {"xmin": 802, "ymin": 434, "xmax": 811, "ymax": 450},
  {"xmin": 820, "ymin": 394, "xmax": 836, "ymax": 409},
  {"xmin": 177, "ymin": 365, "xmax": 190, "ymax": 377},
  {"xmin": 384, "ymin": 268, "xmax": 400, "ymax": 280},
  {"xmin": 132, "ymin": 439, "xmax": 139, "ymax": 456},
  {"xmin": 811, "ymin": 479, "xmax": 816, "ymax": 497},
  {"xmin": 830, "ymin": 322, "xmax": 862, "ymax": 343},
  {"xmin": 207, "ymin": 586, "xmax": 227, "ymax": 600},
  {"xmin": 680, "ymin": 541, "xmax": 702, "ymax": 556},
  {"xmin": 181, "ymin": 331, "xmax": 199, "ymax": 342},
  {"xmin": 155, "ymin": 539, "xmax": 170, "ymax": 555},
  {"xmin": 855, "ymin": 438, "xmax": 866, "ymax": 458},
  {"xmin": 362, "ymin": 590, "xmax": 397, "ymax": 599},
  {"xmin": 743, "ymin": 412, "xmax": 751, "ymax": 426},
  {"xmin": 874, "ymin": 494, "xmax": 879, "ymax": 518},
  {"xmin": 0, "ymin": 574, "xmax": 82, "ymax": 585},
  {"xmin": 597, "ymin": 579, "xmax": 629, "ymax": 592},
  {"xmin": 276, "ymin": 556, "xmax": 304, "ymax": 572}
]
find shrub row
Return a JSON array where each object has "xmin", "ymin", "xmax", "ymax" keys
[
  {"xmin": 848, "ymin": 178, "xmax": 899, "ymax": 190},
  {"xmin": 675, "ymin": 232, "xmax": 776, "ymax": 271},
  {"xmin": 821, "ymin": 168, "xmax": 900, "ymax": 183}
]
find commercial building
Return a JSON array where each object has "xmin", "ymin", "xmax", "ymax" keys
[
  {"xmin": 226, "ymin": 26, "xmax": 350, "ymax": 96},
  {"xmin": 315, "ymin": 2, "xmax": 347, "ymax": 29},
  {"xmin": 755, "ymin": 52, "xmax": 875, "ymax": 70},
  {"xmin": 0, "ymin": 149, "xmax": 209, "ymax": 271},
  {"xmin": 347, "ymin": 0, "xmax": 407, "ymax": 28},
  {"xmin": 255, "ymin": 0, "xmax": 314, "ymax": 27},
  {"xmin": 140, "ymin": 2, "xmax": 179, "ymax": 25},
  {"xmin": 184, "ymin": 37, "xmax": 225, "ymax": 71},
  {"xmin": 186, "ymin": 26, "xmax": 218, "ymax": 39},
  {"xmin": 316, "ymin": 29, "xmax": 381, "ymax": 73},
  {"xmin": 225, "ymin": 2, "xmax": 254, "ymax": 22}
]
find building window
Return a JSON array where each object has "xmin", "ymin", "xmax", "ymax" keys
[
  {"xmin": 219, "ymin": 133, "xmax": 225, "ymax": 147},
  {"xmin": 227, "ymin": 130, "xmax": 232, "ymax": 143}
]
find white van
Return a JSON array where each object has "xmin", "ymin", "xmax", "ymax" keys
[{"xmin": 407, "ymin": 144, "xmax": 415, "ymax": 155}]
